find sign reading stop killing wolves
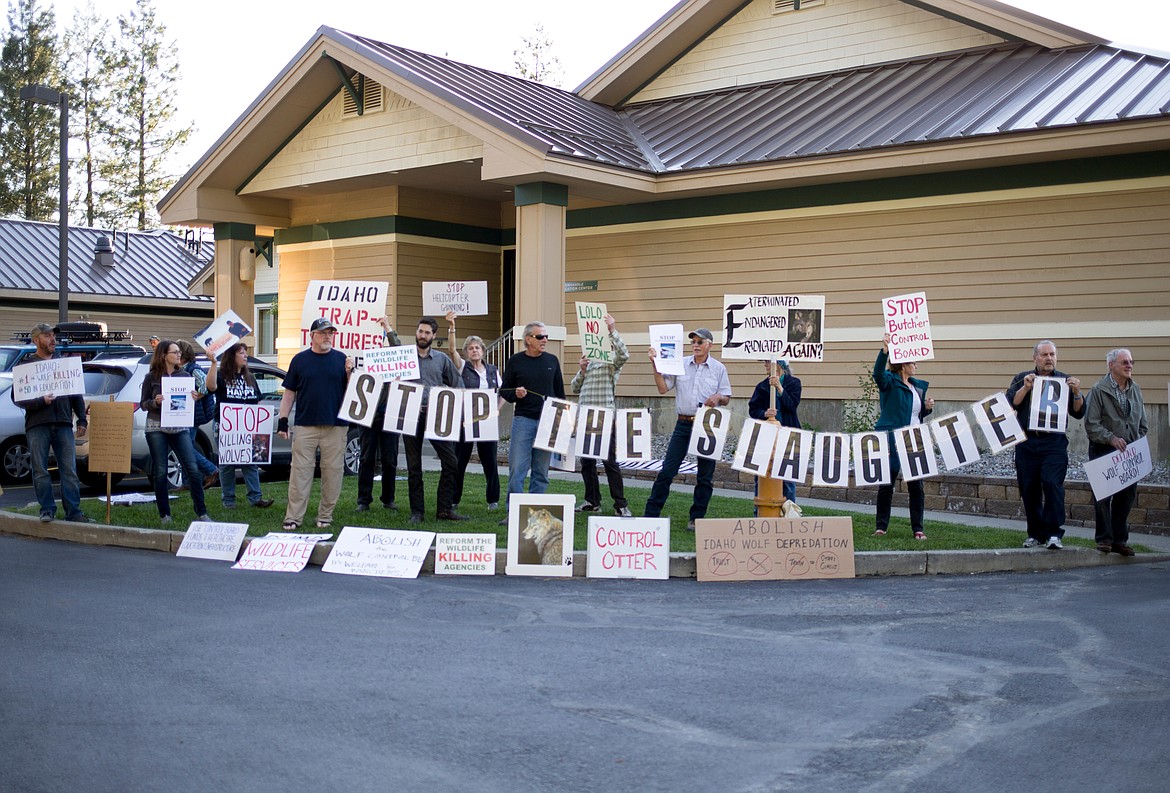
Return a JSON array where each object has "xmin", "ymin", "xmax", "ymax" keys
[{"xmin": 722, "ymin": 294, "xmax": 825, "ymax": 361}]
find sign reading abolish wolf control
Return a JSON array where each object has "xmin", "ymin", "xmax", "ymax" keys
[
  {"xmin": 422, "ymin": 281, "xmax": 488, "ymax": 316},
  {"xmin": 882, "ymin": 291, "xmax": 934, "ymax": 363},
  {"xmin": 218, "ymin": 403, "xmax": 275, "ymax": 465},
  {"xmin": 695, "ymin": 517, "xmax": 855, "ymax": 582},
  {"xmin": 323, "ymin": 527, "xmax": 435, "ymax": 579},
  {"xmin": 722, "ymin": 294, "xmax": 825, "ymax": 361},
  {"xmin": 575, "ymin": 301, "xmax": 612, "ymax": 362},
  {"xmin": 300, "ymin": 279, "xmax": 388, "ymax": 354},
  {"xmin": 12, "ymin": 356, "xmax": 84, "ymax": 401},
  {"xmin": 586, "ymin": 517, "xmax": 669, "ymax": 579}
]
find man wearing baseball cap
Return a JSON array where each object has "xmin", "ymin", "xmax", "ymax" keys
[
  {"xmin": 644, "ymin": 327, "xmax": 732, "ymax": 530},
  {"xmin": 276, "ymin": 317, "xmax": 354, "ymax": 531}
]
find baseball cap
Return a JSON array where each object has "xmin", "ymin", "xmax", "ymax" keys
[
  {"xmin": 688, "ymin": 328, "xmax": 714, "ymax": 342},
  {"xmin": 309, "ymin": 318, "xmax": 337, "ymax": 332}
]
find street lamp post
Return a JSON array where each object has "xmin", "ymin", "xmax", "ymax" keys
[{"xmin": 20, "ymin": 84, "xmax": 70, "ymax": 325}]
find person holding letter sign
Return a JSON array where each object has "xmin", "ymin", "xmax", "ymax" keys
[
  {"xmin": 747, "ymin": 359, "xmax": 802, "ymax": 505},
  {"xmin": 1084, "ymin": 349, "xmax": 1147, "ymax": 556},
  {"xmin": 217, "ymin": 343, "xmax": 275, "ymax": 510},
  {"xmin": 356, "ymin": 318, "xmax": 400, "ymax": 514},
  {"xmin": 447, "ymin": 313, "xmax": 501, "ymax": 511},
  {"xmin": 873, "ymin": 333, "xmax": 934, "ymax": 540},
  {"xmin": 571, "ymin": 312, "xmax": 632, "ymax": 517},
  {"xmin": 14, "ymin": 323, "xmax": 91, "ymax": 524},
  {"xmin": 1006, "ymin": 341, "xmax": 1085, "ymax": 549},
  {"xmin": 643, "ymin": 328, "xmax": 732, "ymax": 531}
]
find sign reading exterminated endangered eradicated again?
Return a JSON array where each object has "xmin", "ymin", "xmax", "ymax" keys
[{"xmin": 722, "ymin": 294, "xmax": 826, "ymax": 361}]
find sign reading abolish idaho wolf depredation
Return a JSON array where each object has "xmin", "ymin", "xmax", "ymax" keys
[
  {"xmin": 722, "ymin": 294, "xmax": 825, "ymax": 361},
  {"xmin": 323, "ymin": 527, "xmax": 435, "ymax": 579},
  {"xmin": 218, "ymin": 403, "xmax": 275, "ymax": 465},
  {"xmin": 882, "ymin": 291, "xmax": 934, "ymax": 363},
  {"xmin": 299, "ymin": 279, "xmax": 388, "ymax": 355},
  {"xmin": 695, "ymin": 517, "xmax": 855, "ymax": 582},
  {"xmin": 12, "ymin": 356, "xmax": 84, "ymax": 401},
  {"xmin": 575, "ymin": 301, "xmax": 612, "ymax": 362},
  {"xmin": 1084, "ymin": 436, "xmax": 1153, "ymax": 501},
  {"xmin": 422, "ymin": 281, "xmax": 488, "ymax": 316}
]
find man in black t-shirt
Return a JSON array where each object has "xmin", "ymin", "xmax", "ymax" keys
[{"xmin": 500, "ymin": 321, "xmax": 565, "ymax": 514}]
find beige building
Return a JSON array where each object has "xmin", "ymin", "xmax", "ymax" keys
[{"xmin": 159, "ymin": 0, "xmax": 1170, "ymax": 453}]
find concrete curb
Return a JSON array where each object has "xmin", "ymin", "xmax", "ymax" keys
[{"xmin": 5, "ymin": 510, "xmax": 1167, "ymax": 578}]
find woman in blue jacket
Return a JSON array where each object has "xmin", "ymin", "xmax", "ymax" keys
[{"xmin": 873, "ymin": 333, "xmax": 934, "ymax": 539}]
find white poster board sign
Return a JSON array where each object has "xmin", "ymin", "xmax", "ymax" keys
[
  {"xmin": 687, "ymin": 407, "xmax": 730, "ymax": 461},
  {"xmin": 218, "ymin": 403, "xmax": 275, "ymax": 465},
  {"xmin": 361, "ymin": 345, "xmax": 419, "ymax": 382},
  {"xmin": 770, "ymin": 427, "xmax": 814, "ymax": 484},
  {"xmin": 731, "ymin": 419, "xmax": 778, "ymax": 478},
  {"xmin": 462, "ymin": 389, "xmax": 499, "ymax": 442},
  {"xmin": 232, "ymin": 533, "xmax": 331, "ymax": 573},
  {"xmin": 322, "ymin": 527, "xmax": 435, "ymax": 578},
  {"xmin": 424, "ymin": 386, "xmax": 464, "ymax": 441},
  {"xmin": 615, "ymin": 409, "xmax": 652, "ymax": 462},
  {"xmin": 300, "ymin": 279, "xmax": 388, "ymax": 355},
  {"xmin": 1028, "ymin": 376, "xmax": 1070, "ymax": 434},
  {"xmin": 534, "ymin": 398, "xmax": 577, "ymax": 455},
  {"xmin": 12, "ymin": 356, "xmax": 84, "ymax": 401},
  {"xmin": 894, "ymin": 425, "xmax": 939, "ymax": 481},
  {"xmin": 882, "ymin": 291, "xmax": 934, "ymax": 363},
  {"xmin": 575, "ymin": 302, "xmax": 612, "ymax": 363},
  {"xmin": 812, "ymin": 433, "xmax": 849, "ymax": 487},
  {"xmin": 586, "ymin": 517, "xmax": 669, "ymax": 579},
  {"xmin": 338, "ymin": 371, "xmax": 382, "ymax": 429},
  {"xmin": 434, "ymin": 533, "xmax": 497, "ymax": 575},
  {"xmin": 383, "ymin": 380, "xmax": 424, "ymax": 435},
  {"xmin": 1084, "ymin": 436, "xmax": 1153, "ymax": 501},
  {"xmin": 973, "ymin": 392, "xmax": 1027, "ymax": 454},
  {"xmin": 722, "ymin": 294, "xmax": 825, "ymax": 361},
  {"xmin": 176, "ymin": 521, "xmax": 249, "ymax": 561},
  {"xmin": 930, "ymin": 412, "xmax": 981, "ymax": 471},
  {"xmin": 649, "ymin": 324, "xmax": 685, "ymax": 376},
  {"xmin": 422, "ymin": 281, "xmax": 488, "ymax": 316},
  {"xmin": 161, "ymin": 376, "xmax": 195, "ymax": 428},
  {"xmin": 851, "ymin": 432, "xmax": 891, "ymax": 486},
  {"xmin": 195, "ymin": 309, "xmax": 252, "ymax": 359},
  {"xmin": 574, "ymin": 406, "xmax": 613, "ymax": 461}
]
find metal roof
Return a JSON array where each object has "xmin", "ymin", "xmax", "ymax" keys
[{"xmin": 0, "ymin": 219, "xmax": 214, "ymax": 304}]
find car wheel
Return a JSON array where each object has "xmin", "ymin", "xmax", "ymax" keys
[
  {"xmin": 166, "ymin": 449, "xmax": 185, "ymax": 489},
  {"xmin": 345, "ymin": 432, "xmax": 362, "ymax": 476},
  {"xmin": 0, "ymin": 436, "xmax": 32, "ymax": 483}
]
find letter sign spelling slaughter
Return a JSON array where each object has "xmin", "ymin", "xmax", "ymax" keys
[
  {"xmin": 535, "ymin": 398, "xmax": 577, "ymax": 455},
  {"xmin": 1028, "ymin": 376, "xmax": 1070, "ymax": 433},
  {"xmin": 576, "ymin": 301, "xmax": 612, "ymax": 363},
  {"xmin": 770, "ymin": 427, "xmax": 814, "ymax": 485},
  {"xmin": 218, "ymin": 403, "xmax": 275, "ymax": 465},
  {"xmin": 425, "ymin": 386, "xmax": 463, "ymax": 441},
  {"xmin": 973, "ymin": 392, "xmax": 1027, "ymax": 453},
  {"xmin": 882, "ymin": 291, "xmax": 934, "ymax": 363},
  {"xmin": 383, "ymin": 380, "xmax": 423, "ymax": 435},
  {"xmin": 688, "ymin": 407, "xmax": 730, "ymax": 460},
  {"xmin": 894, "ymin": 425, "xmax": 939, "ymax": 481},
  {"xmin": 575, "ymin": 406, "xmax": 613, "ymax": 460},
  {"xmin": 851, "ymin": 431, "xmax": 891, "ymax": 486},
  {"xmin": 930, "ymin": 412, "xmax": 982, "ymax": 471},
  {"xmin": 300, "ymin": 279, "xmax": 388, "ymax": 356},
  {"xmin": 813, "ymin": 433, "xmax": 849, "ymax": 487},
  {"xmin": 338, "ymin": 371, "xmax": 380, "ymax": 428},
  {"xmin": 462, "ymin": 389, "xmax": 499, "ymax": 442},
  {"xmin": 722, "ymin": 294, "xmax": 826, "ymax": 362},
  {"xmin": 615, "ymin": 409, "xmax": 652, "ymax": 462},
  {"xmin": 732, "ymin": 419, "xmax": 779, "ymax": 477}
]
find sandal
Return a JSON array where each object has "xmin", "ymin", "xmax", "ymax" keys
[
  {"xmin": 873, "ymin": 529, "xmax": 887, "ymax": 536},
  {"xmin": 316, "ymin": 520, "xmax": 332, "ymax": 530},
  {"xmin": 281, "ymin": 520, "xmax": 300, "ymax": 531},
  {"xmin": 914, "ymin": 531, "xmax": 927, "ymax": 541}
]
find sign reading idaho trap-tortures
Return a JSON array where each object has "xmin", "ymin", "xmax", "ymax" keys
[
  {"xmin": 300, "ymin": 279, "xmax": 388, "ymax": 354},
  {"xmin": 695, "ymin": 517, "xmax": 855, "ymax": 581},
  {"xmin": 722, "ymin": 294, "xmax": 825, "ymax": 361}
]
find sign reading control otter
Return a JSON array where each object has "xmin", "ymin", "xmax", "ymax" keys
[
  {"xmin": 695, "ymin": 517, "xmax": 855, "ymax": 582},
  {"xmin": 722, "ymin": 294, "xmax": 825, "ymax": 361},
  {"xmin": 586, "ymin": 517, "xmax": 669, "ymax": 579}
]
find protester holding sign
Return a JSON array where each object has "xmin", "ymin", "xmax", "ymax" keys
[
  {"xmin": 217, "ymin": 343, "xmax": 275, "ymax": 510},
  {"xmin": 1084, "ymin": 349, "xmax": 1147, "ymax": 556},
  {"xmin": 447, "ymin": 313, "xmax": 501, "ymax": 511},
  {"xmin": 14, "ymin": 323, "xmax": 92, "ymax": 524},
  {"xmin": 177, "ymin": 340, "xmax": 220, "ymax": 491},
  {"xmin": 1006, "ymin": 341, "xmax": 1085, "ymax": 550},
  {"xmin": 356, "ymin": 318, "xmax": 401, "ymax": 514},
  {"xmin": 643, "ymin": 328, "xmax": 732, "ymax": 531},
  {"xmin": 571, "ymin": 313, "xmax": 632, "ymax": 517},
  {"xmin": 140, "ymin": 340, "xmax": 211, "ymax": 524},
  {"xmin": 873, "ymin": 333, "xmax": 934, "ymax": 540},
  {"xmin": 747, "ymin": 360, "xmax": 802, "ymax": 504}
]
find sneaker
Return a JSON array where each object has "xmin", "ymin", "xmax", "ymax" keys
[
  {"xmin": 409, "ymin": 513, "xmax": 424, "ymax": 524},
  {"xmin": 1022, "ymin": 537, "xmax": 1040, "ymax": 548},
  {"xmin": 575, "ymin": 502, "xmax": 601, "ymax": 513},
  {"xmin": 39, "ymin": 512, "xmax": 54, "ymax": 523},
  {"xmin": 437, "ymin": 511, "xmax": 470, "ymax": 522},
  {"xmin": 498, "ymin": 517, "xmax": 509, "ymax": 527},
  {"xmin": 487, "ymin": 502, "xmax": 499, "ymax": 511},
  {"xmin": 197, "ymin": 514, "xmax": 212, "ymax": 522},
  {"xmin": 253, "ymin": 498, "xmax": 275, "ymax": 509},
  {"xmin": 160, "ymin": 516, "xmax": 173, "ymax": 526},
  {"xmin": 1096, "ymin": 541, "xmax": 1113, "ymax": 553},
  {"xmin": 383, "ymin": 502, "xmax": 397, "ymax": 511},
  {"xmin": 686, "ymin": 519, "xmax": 696, "ymax": 532},
  {"xmin": 222, "ymin": 503, "xmax": 236, "ymax": 510},
  {"xmin": 616, "ymin": 506, "xmax": 633, "ymax": 517},
  {"xmin": 1046, "ymin": 536, "xmax": 1063, "ymax": 549},
  {"xmin": 66, "ymin": 514, "xmax": 95, "ymax": 524},
  {"xmin": 355, "ymin": 503, "xmax": 370, "ymax": 512}
]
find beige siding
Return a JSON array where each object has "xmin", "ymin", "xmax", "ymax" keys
[
  {"xmin": 633, "ymin": 0, "xmax": 1006, "ymax": 102},
  {"xmin": 289, "ymin": 187, "xmax": 399, "ymax": 227},
  {"xmin": 243, "ymin": 89, "xmax": 483, "ymax": 195},
  {"xmin": 396, "ymin": 242, "xmax": 503, "ymax": 347},
  {"xmin": 399, "ymin": 187, "xmax": 502, "ymax": 229},
  {"xmin": 1, "ymin": 306, "xmax": 211, "ymax": 354}
]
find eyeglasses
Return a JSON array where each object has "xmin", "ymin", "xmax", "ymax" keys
[{"xmin": 529, "ymin": 334, "xmax": 549, "ymax": 340}]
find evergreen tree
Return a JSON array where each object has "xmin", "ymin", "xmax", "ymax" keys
[
  {"xmin": 512, "ymin": 24, "xmax": 564, "ymax": 87},
  {"xmin": 62, "ymin": 1, "xmax": 111, "ymax": 228},
  {"xmin": 99, "ymin": 0, "xmax": 191, "ymax": 230},
  {"xmin": 0, "ymin": 0, "xmax": 61, "ymax": 221}
]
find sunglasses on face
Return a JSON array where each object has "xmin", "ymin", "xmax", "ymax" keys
[{"xmin": 529, "ymin": 334, "xmax": 549, "ymax": 341}]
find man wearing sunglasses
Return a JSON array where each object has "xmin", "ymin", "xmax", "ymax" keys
[{"xmin": 500, "ymin": 321, "xmax": 566, "ymax": 515}]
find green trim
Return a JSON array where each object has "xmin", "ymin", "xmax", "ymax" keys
[
  {"xmin": 514, "ymin": 182, "xmax": 568, "ymax": 207},
  {"xmin": 254, "ymin": 292, "xmax": 278, "ymax": 304},
  {"xmin": 566, "ymin": 152, "xmax": 1170, "ymax": 229},
  {"xmin": 274, "ymin": 215, "xmax": 506, "ymax": 247},
  {"xmin": 213, "ymin": 223, "xmax": 257, "ymax": 241},
  {"xmin": 327, "ymin": 56, "xmax": 363, "ymax": 115}
]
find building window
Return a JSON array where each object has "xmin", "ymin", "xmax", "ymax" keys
[{"xmin": 256, "ymin": 304, "xmax": 276, "ymax": 358}]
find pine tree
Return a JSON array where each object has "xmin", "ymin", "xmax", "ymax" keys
[
  {"xmin": 512, "ymin": 24, "xmax": 564, "ymax": 87},
  {"xmin": 0, "ymin": 0, "xmax": 61, "ymax": 221},
  {"xmin": 98, "ymin": 0, "xmax": 191, "ymax": 230},
  {"xmin": 62, "ymin": 1, "xmax": 111, "ymax": 228}
]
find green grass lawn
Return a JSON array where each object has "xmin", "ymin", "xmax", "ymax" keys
[{"xmin": 8, "ymin": 471, "xmax": 1108, "ymax": 554}]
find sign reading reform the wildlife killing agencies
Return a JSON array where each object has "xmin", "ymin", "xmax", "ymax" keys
[{"xmin": 722, "ymin": 294, "xmax": 825, "ymax": 361}]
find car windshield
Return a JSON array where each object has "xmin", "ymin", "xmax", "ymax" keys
[
  {"xmin": 0, "ymin": 348, "xmax": 23, "ymax": 371},
  {"xmin": 83, "ymin": 368, "xmax": 130, "ymax": 397}
]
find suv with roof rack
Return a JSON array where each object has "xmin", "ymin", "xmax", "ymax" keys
[{"xmin": 0, "ymin": 321, "xmax": 146, "ymax": 372}]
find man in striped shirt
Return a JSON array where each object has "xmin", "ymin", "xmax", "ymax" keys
[{"xmin": 571, "ymin": 313, "xmax": 631, "ymax": 517}]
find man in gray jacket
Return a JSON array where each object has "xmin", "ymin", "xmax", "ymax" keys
[{"xmin": 1084, "ymin": 348, "xmax": 1147, "ymax": 556}]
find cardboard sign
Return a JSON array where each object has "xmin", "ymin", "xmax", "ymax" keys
[
  {"xmin": 930, "ymin": 412, "xmax": 982, "ymax": 471},
  {"xmin": 894, "ymin": 425, "xmax": 938, "ymax": 481},
  {"xmin": 687, "ymin": 407, "xmax": 730, "ymax": 461},
  {"xmin": 973, "ymin": 392, "xmax": 1027, "ymax": 454},
  {"xmin": 505, "ymin": 495, "xmax": 575, "ymax": 577},
  {"xmin": 575, "ymin": 302, "xmax": 612, "ymax": 362},
  {"xmin": 161, "ymin": 376, "xmax": 194, "ymax": 428},
  {"xmin": 462, "ymin": 389, "xmax": 500, "ymax": 442},
  {"xmin": 882, "ymin": 291, "xmax": 934, "ymax": 363},
  {"xmin": 338, "ymin": 371, "xmax": 382, "ymax": 428},
  {"xmin": 195, "ymin": 309, "xmax": 252, "ymax": 360},
  {"xmin": 422, "ymin": 281, "xmax": 488, "ymax": 316},
  {"xmin": 1028, "ymin": 376, "xmax": 1070, "ymax": 434},
  {"xmin": 722, "ymin": 294, "xmax": 826, "ymax": 361},
  {"xmin": 615, "ymin": 409, "xmax": 652, "ymax": 462},
  {"xmin": 812, "ymin": 433, "xmax": 850, "ymax": 487},
  {"xmin": 732, "ymin": 419, "xmax": 779, "ymax": 478},
  {"xmin": 586, "ymin": 517, "xmax": 669, "ymax": 579},
  {"xmin": 574, "ymin": 406, "xmax": 613, "ymax": 460},
  {"xmin": 232, "ymin": 533, "xmax": 331, "ymax": 573},
  {"xmin": 649, "ymin": 324, "xmax": 685, "ymax": 376},
  {"xmin": 218, "ymin": 403, "xmax": 275, "ymax": 465},
  {"xmin": 851, "ymin": 431, "xmax": 891, "ymax": 486},
  {"xmin": 177, "ymin": 521, "xmax": 249, "ymax": 561},
  {"xmin": 424, "ymin": 386, "xmax": 463, "ymax": 441},
  {"xmin": 362, "ymin": 345, "xmax": 419, "ymax": 382},
  {"xmin": 12, "ymin": 356, "xmax": 84, "ymax": 401},
  {"xmin": 383, "ymin": 380, "xmax": 424, "ymax": 435},
  {"xmin": 434, "ymin": 533, "xmax": 497, "ymax": 575},
  {"xmin": 300, "ymin": 279, "xmax": 389, "ymax": 355},
  {"xmin": 86, "ymin": 400, "xmax": 134, "ymax": 474},
  {"xmin": 770, "ymin": 427, "xmax": 813, "ymax": 484},
  {"xmin": 1084, "ymin": 436, "xmax": 1153, "ymax": 501},
  {"xmin": 322, "ymin": 527, "xmax": 435, "ymax": 578},
  {"xmin": 534, "ymin": 398, "xmax": 577, "ymax": 455},
  {"xmin": 695, "ymin": 517, "xmax": 855, "ymax": 581}
]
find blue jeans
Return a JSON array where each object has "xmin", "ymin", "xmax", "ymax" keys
[
  {"xmin": 187, "ymin": 426, "xmax": 218, "ymax": 478},
  {"xmin": 220, "ymin": 464, "xmax": 262, "ymax": 506},
  {"xmin": 644, "ymin": 418, "xmax": 716, "ymax": 520},
  {"xmin": 507, "ymin": 415, "xmax": 550, "ymax": 500},
  {"xmin": 28, "ymin": 423, "xmax": 82, "ymax": 519},
  {"xmin": 147, "ymin": 430, "xmax": 206, "ymax": 518}
]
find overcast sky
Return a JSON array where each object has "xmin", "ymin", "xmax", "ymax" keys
[{"xmin": 50, "ymin": 0, "xmax": 1170, "ymax": 178}]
